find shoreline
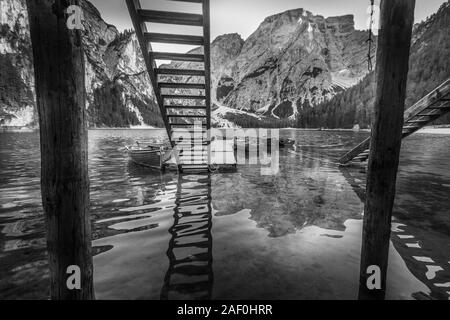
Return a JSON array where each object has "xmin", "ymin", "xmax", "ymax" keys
[{"xmin": 2, "ymin": 126, "xmax": 450, "ymax": 134}]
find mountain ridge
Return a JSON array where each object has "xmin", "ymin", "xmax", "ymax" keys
[
  {"xmin": 0, "ymin": 0, "xmax": 164, "ymax": 129},
  {"xmin": 1, "ymin": 1, "xmax": 448, "ymax": 129}
]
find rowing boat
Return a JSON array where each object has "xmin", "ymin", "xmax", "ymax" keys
[{"xmin": 125, "ymin": 142, "xmax": 171, "ymax": 170}]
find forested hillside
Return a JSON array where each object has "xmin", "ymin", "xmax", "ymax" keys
[{"xmin": 298, "ymin": 1, "xmax": 450, "ymax": 129}]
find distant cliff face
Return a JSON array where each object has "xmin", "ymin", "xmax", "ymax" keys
[
  {"xmin": 165, "ymin": 9, "xmax": 375, "ymax": 121},
  {"xmin": 3, "ymin": 1, "xmax": 445, "ymax": 129},
  {"xmin": 223, "ymin": 9, "xmax": 374, "ymax": 118},
  {"xmin": 303, "ymin": 1, "xmax": 450, "ymax": 130},
  {"xmin": 0, "ymin": 0, "xmax": 35, "ymax": 128},
  {"xmin": 0, "ymin": 0, "xmax": 163, "ymax": 129}
]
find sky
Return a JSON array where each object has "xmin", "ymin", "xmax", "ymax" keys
[{"xmin": 90, "ymin": 0, "xmax": 447, "ymax": 53}]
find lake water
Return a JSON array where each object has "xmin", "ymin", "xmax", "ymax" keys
[{"xmin": 1, "ymin": 129, "xmax": 449, "ymax": 300}]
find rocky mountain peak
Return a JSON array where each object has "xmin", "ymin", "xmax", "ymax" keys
[
  {"xmin": 215, "ymin": 8, "xmax": 374, "ymax": 118},
  {"xmin": 212, "ymin": 33, "xmax": 244, "ymax": 48},
  {"xmin": 0, "ymin": 0, "xmax": 163, "ymax": 129},
  {"xmin": 324, "ymin": 14, "xmax": 355, "ymax": 34},
  {"xmin": 211, "ymin": 33, "xmax": 244, "ymax": 69}
]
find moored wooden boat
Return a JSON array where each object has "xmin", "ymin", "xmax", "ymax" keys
[
  {"xmin": 126, "ymin": 142, "xmax": 171, "ymax": 170},
  {"xmin": 279, "ymin": 138, "xmax": 295, "ymax": 148}
]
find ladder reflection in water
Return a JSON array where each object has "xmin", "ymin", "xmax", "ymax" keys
[{"xmin": 161, "ymin": 174, "xmax": 214, "ymax": 300}]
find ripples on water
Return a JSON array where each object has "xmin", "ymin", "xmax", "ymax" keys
[{"xmin": 0, "ymin": 129, "xmax": 449, "ymax": 300}]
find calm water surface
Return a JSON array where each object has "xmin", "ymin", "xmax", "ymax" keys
[{"xmin": 0, "ymin": 129, "xmax": 449, "ymax": 300}]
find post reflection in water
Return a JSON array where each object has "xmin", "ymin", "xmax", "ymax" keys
[
  {"xmin": 340, "ymin": 166, "xmax": 450, "ymax": 300},
  {"xmin": 160, "ymin": 174, "xmax": 214, "ymax": 300}
]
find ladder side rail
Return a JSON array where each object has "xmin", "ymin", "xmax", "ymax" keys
[
  {"xmin": 403, "ymin": 100, "xmax": 450, "ymax": 138},
  {"xmin": 126, "ymin": 0, "xmax": 173, "ymax": 145},
  {"xmin": 404, "ymin": 78, "xmax": 450, "ymax": 121},
  {"xmin": 339, "ymin": 78, "xmax": 450, "ymax": 165},
  {"xmin": 202, "ymin": 0, "xmax": 212, "ymax": 167},
  {"xmin": 339, "ymin": 138, "xmax": 371, "ymax": 165}
]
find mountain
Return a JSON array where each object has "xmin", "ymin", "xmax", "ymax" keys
[
  {"xmin": 1, "ymin": 1, "xmax": 448, "ymax": 130},
  {"xmin": 0, "ymin": 0, "xmax": 163, "ymax": 129},
  {"xmin": 163, "ymin": 9, "xmax": 376, "ymax": 125},
  {"xmin": 298, "ymin": 0, "xmax": 450, "ymax": 129},
  {"xmin": 223, "ymin": 10, "xmax": 374, "ymax": 117},
  {"xmin": 0, "ymin": 0, "xmax": 36, "ymax": 128}
]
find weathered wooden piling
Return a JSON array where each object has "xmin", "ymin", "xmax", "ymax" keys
[
  {"xmin": 359, "ymin": 0, "xmax": 416, "ymax": 300},
  {"xmin": 26, "ymin": 0, "xmax": 94, "ymax": 299}
]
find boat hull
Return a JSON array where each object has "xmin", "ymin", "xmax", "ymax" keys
[{"xmin": 128, "ymin": 149, "xmax": 163, "ymax": 169}]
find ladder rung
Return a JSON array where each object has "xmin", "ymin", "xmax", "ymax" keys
[
  {"xmin": 175, "ymin": 137, "xmax": 208, "ymax": 141},
  {"xmin": 168, "ymin": 0, "xmax": 204, "ymax": 3},
  {"xmin": 407, "ymin": 119, "xmax": 430, "ymax": 123},
  {"xmin": 428, "ymin": 104, "xmax": 449, "ymax": 109},
  {"xmin": 172, "ymin": 134, "xmax": 208, "ymax": 138},
  {"xmin": 159, "ymin": 82, "xmax": 206, "ymax": 89},
  {"xmin": 417, "ymin": 112, "xmax": 440, "ymax": 117},
  {"xmin": 174, "ymin": 140, "xmax": 208, "ymax": 145},
  {"xmin": 178, "ymin": 153, "xmax": 208, "ymax": 157},
  {"xmin": 166, "ymin": 105, "xmax": 206, "ymax": 110},
  {"xmin": 171, "ymin": 123, "xmax": 208, "ymax": 127},
  {"xmin": 179, "ymin": 156, "xmax": 208, "ymax": 159},
  {"xmin": 403, "ymin": 124, "xmax": 421, "ymax": 129},
  {"xmin": 179, "ymin": 163, "xmax": 209, "ymax": 167},
  {"xmin": 176, "ymin": 142, "xmax": 209, "ymax": 146},
  {"xmin": 138, "ymin": 10, "xmax": 203, "ymax": 26},
  {"xmin": 163, "ymin": 95, "xmax": 206, "ymax": 100},
  {"xmin": 145, "ymin": 33, "xmax": 204, "ymax": 45},
  {"xmin": 181, "ymin": 167, "xmax": 209, "ymax": 172},
  {"xmin": 174, "ymin": 140, "xmax": 209, "ymax": 145},
  {"xmin": 179, "ymin": 146, "xmax": 208, "ymax": 150},
  {"xmin": 168, "ymin": 115, "xmax": 207, "ymax": 118},
  {"xmin": 179, "ymin": 154, "xmax": 208, "ymax": 158},
  {"xmin": 179, "ymin": 162, "xmax": 208, "ymax": 166},
  {"xmin": 156, "ymin": 68, "xmax": 205, "ymax": 76},
  {"xmin": 172, "ymin": 128, "xmax": 207, "ymax": 132},
  {"xmin": 174, "ymin": 135, "xmax": 208, "ymax": 139},
  {"xmin": 151, "ymin": 52, "xmax": 205, "ymax": 62},
  {"xmin": 170, "ymin": 123, "xmax": 206, "ymax": 127},
  {"xmin": 173, "ymin": 136, "xmax": 208, "ymax": 140},
  {"xmin": 178, "ymin": 152, "xmax": 208, "ymax": 156}
]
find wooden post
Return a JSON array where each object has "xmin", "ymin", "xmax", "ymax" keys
[
  {"xmin": 26, "ymin": 0, "xmax": 94, "ymax": 299},
  {"xmin": 359, "ymin": 0, "xmax": 415, "ymax": 300}
]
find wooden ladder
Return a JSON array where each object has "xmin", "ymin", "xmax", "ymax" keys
[
  {"xmin": 126, "ymin": 0, "xmax": 212, "ymax": 173},
  {"xmin": 339, "ymin": 78, "xmax": 450, "ymax": 165},
  {"xmin": 160, "ymin": 174, "xmax": 213, "ymax": 300}
]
